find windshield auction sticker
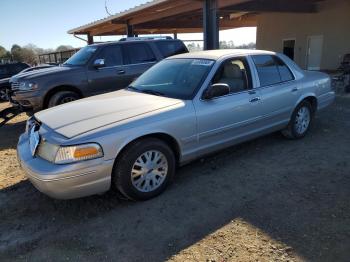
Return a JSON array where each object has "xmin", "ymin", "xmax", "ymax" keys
[{"xmin": 191, "ymin": 60, "xmax": 214, "ymax": 66}]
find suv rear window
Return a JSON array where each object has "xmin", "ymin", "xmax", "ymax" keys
[
  {"xmin": 124, "ymin": 43, "xmax": 156, "ymax": 64},
  {"xmin": 0, "ymin": 66, "xmax": 9, "ymax": 75},
  {"xmin": 10, "ymin": 63, "xmax": 28, "ymax": 74},
  {"xmin": 155, "ymin": 41, "xmax": 188, "ymax": 58}
]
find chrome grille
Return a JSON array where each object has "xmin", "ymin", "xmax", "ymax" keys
[{"xmin": 11, "ymin": 81, "xmax": 20, "ymax": 91}]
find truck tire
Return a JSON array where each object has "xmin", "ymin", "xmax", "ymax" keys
[
  {"xmin": 48, "ymin": 91, "xmax": 80, "ymax": 108},
  {"xmin": 112, "ymin": 138, "xmax": 176, "ymax": 201}
]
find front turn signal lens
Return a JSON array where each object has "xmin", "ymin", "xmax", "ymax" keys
[
  {"xmin": 54, "ymin": 143, "xmax": 103, "ymax": 164},
  {"xmin": 73, "ymin": 147, "xmax": 99, "ymax": 158}
]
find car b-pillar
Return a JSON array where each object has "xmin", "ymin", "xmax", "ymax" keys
[{"xmin": 203, "ymin": 0, "xmax": 219, "ymax": 50}]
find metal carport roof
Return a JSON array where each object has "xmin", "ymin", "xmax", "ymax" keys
[{"xmin": 68, "ymin": 0, "xmax": 322, "ymax": 49}]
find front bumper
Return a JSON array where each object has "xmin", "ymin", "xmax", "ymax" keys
[
  {"xmin": 17, "ymin": 134, "xmax": 114, "ymax": 199},
  {"xmin": 10, "ymin": 91, "xmax": 42, "ymax": 111}
]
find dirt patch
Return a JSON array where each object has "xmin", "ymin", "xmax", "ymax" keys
[
  {"xmin": 0, "ymin": 96, "xmax": 349, "ymax": 262},
  {"xmin": 0, "ymin": 102, "xmax": 27, "ymax": 190}
]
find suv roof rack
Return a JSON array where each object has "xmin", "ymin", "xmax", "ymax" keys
[{"xmin": 119, "ymin": 36, "xmax": 173, "ymax": 42}]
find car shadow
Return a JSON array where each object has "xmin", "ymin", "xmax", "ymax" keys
[
  {"xmin": 0, "ymin": 119, "xmax": 26, "ymax": 151},
  {"xmin": 0, "ymin": 99, "xmax": 349, "ymax": 261}
]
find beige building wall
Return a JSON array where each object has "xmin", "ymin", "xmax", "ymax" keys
[{"xmin": 256, "ymin": 0, "xmax": 350, "ymax": 70}]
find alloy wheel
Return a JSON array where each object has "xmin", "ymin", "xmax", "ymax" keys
[
  {"xmin": 294, "ymin": 106, "xmax": 311, "ymax": 135},
  {"xmin": 131, "ymin": 150, "xmax": 168, "ymax": 193}
]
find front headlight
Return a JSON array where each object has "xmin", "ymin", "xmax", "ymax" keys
[
  {"xmin": 37, "ymin": 142, "xmax": 103, "ymax": 164},
  {"xmin": 19, "ymin": 82, "xmax": 38, "ymax": 91}
]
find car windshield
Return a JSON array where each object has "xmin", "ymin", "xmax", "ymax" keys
[
  {"xmin": 64, "ymin": 46, "xmax": 97, "ymax": 66},
  {"xmin": 129, "ymin": 58, "xmax": 214, "ymax": 100}
]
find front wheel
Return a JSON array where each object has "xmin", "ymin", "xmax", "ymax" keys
[
  {"xmin": 282, "ymin": 101, "xmax": 313, "ymax": 139},
  {"xmin": 113, "ymin": 138, "xmax": 176, "ymax": 201},
  {"xmin": 48, "ymin": 91, "xmax": 80, "ymax": 108}
]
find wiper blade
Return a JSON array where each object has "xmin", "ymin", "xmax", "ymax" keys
[
  {"xmin": 141, "ymin": 89, "xmax": 165, "ymax": 96},
  {"xmin": 126, "ymin": 85, "xmax": 139, "ymax": 91},
  {"xmin": 126, "ymin": 86, "xmax": 165, "ymax": 97}
]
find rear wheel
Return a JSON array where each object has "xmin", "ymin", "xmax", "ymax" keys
[
  {"xmin": 113, "ymin": 138, "xmax": 176, "ymax": 201},
  {"xmin": 282, "ymin": 101, "xmax": 313, "ymax": 139},
  {"xmin": 48, "ymin": 91, "xmax": 80, "ymax": 108}
]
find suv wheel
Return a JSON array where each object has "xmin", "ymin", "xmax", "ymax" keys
[
  {"xmin": 48, "ymin": 91, "xmax": 80, "ymax": 108},
  {"xmin": 282, "ymin": 101, "xmax": 313, "ymax": 139},
  {"xmin": 113, "ymin": 138, "xmax": 176, "ymax": 201}
]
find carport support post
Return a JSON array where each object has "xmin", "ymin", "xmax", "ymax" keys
[
  {"xmin": 203, "ymin": 0, "xmax": 219, "ymax": 50},
  {"xmin": 87, "ymin": 34, "xmax": 94, "ymax": 45},
  {"xmin": 126, "ymin": 23, "xmax": 134, "ymax": 37}
]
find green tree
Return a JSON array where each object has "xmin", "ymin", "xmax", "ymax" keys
[
  {"xmin": 0, "ymin": 46, "xmax": 7, "ymax": 58},
  {"xmin": 21, "ymin": 47, "xmax": 38, "ymax": 65},
  {"xmin": 11, "ymin": 44, "xmax": 23, "ymax": 62},
  {"xmin": 56, "ymin": 45, "xmax": 74, "ymax": 52}
]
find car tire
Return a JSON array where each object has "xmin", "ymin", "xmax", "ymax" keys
[
  {"xmin": 112, "ymin": 138, "xmax": 176, "ymax": 201},
  {"xmin": 48, "ymin": 91, "xmax": 80, "ymax": 108},
  {"xmin": 282, "ymin": 100, "xmax": 313, "ymax": 139}
]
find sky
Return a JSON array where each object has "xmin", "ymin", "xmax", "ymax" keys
[{"xmin": 0, "ymin": 0, "xmax": 256, "ymax": 50}]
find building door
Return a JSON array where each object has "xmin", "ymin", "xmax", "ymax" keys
[
  {"xmin": 283, "ymin": 39, "xmax": 295, "ymax": 60},
  {"xmin": 307, "ymin": 35, "xmax": 323, "ymax": 70}
]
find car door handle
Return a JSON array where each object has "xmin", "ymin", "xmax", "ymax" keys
[
  {"xmin": 117, "ymin": 70, "xmax": 125, "ymax": 75},
  {"xmin": 249, "ymin": 97, "xmax": 261, "ymax": 103},
  {"xmin": 291, "ymin": 87, "xmax": 299, "ymax": 92}
]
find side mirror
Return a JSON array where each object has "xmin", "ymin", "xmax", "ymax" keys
[
  {"xmin": 93, "ymin": 59, "xmax": 105, "ymax": 69},
  {"xmin": 203, "ymin": 83, "xmax": 230, "ymax": 100}
]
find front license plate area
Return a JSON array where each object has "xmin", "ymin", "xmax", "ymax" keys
[{"xmin": 29, "ymin": 126, "xmax": 40, "ymax": 157}]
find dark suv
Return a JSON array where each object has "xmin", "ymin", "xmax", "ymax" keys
[
  {"xmin": 10, "ymin": 38, "xmax": 188, "ymax": 111},
  {"xmin": 0, "ymin": 62, "xmax": 29, "ymax": 80}
]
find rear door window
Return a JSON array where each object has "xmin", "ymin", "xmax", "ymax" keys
[
  {"xmin": 252, "ymin": 55, "xmax": 281, "ymax": 87},
  {"xmin": 155, "ymin": 41, "xmax": 188, "ymax": 58},
  {"xmin": 124, "ymin": 43, "xmax": 157, "ymax": 64},
  {"xmin": 275, "ymin": 57, "xmax": 294, "ymax": 82},
  {"xmin": 252, "ymin": 55, "xmax": 294, "ymax": 87}
]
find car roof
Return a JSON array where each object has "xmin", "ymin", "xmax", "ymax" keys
[
  {"xmin": 89, "ymin": 39, "xmax": 182, "ymax": 48},
  {"xmin": 169, "ymin": 49, "xmax": 276, "ymax": 60}
]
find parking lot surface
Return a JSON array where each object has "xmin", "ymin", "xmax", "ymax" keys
[{"xmin": 0, "ymin": 96, "xmax": 349, "ymax": 262}]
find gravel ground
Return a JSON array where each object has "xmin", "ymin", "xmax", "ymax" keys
[{"xmin": 0, "ymin": 96, "xmax": 349, "ymax": 262}]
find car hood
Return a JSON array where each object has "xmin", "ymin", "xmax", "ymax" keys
[
  {"xmin": 35, "ymin": 90, "xmax": 183, "ymax": 138},
  {"xmin": 11, "ymin": 65, "xmax": 78, "ymax": 82}
]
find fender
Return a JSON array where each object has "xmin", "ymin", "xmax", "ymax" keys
[
  {"xmin": 293, "ymin": 92, "xmax": 317, "ymax": 114},
  {"xmin": 113, "ymin": 129, "xmax": 183, "ymax": 162}
]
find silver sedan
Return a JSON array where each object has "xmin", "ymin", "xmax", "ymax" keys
[{"xmin": 17, "ymin": 49, "xmax": 335, "ymax": 200}]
